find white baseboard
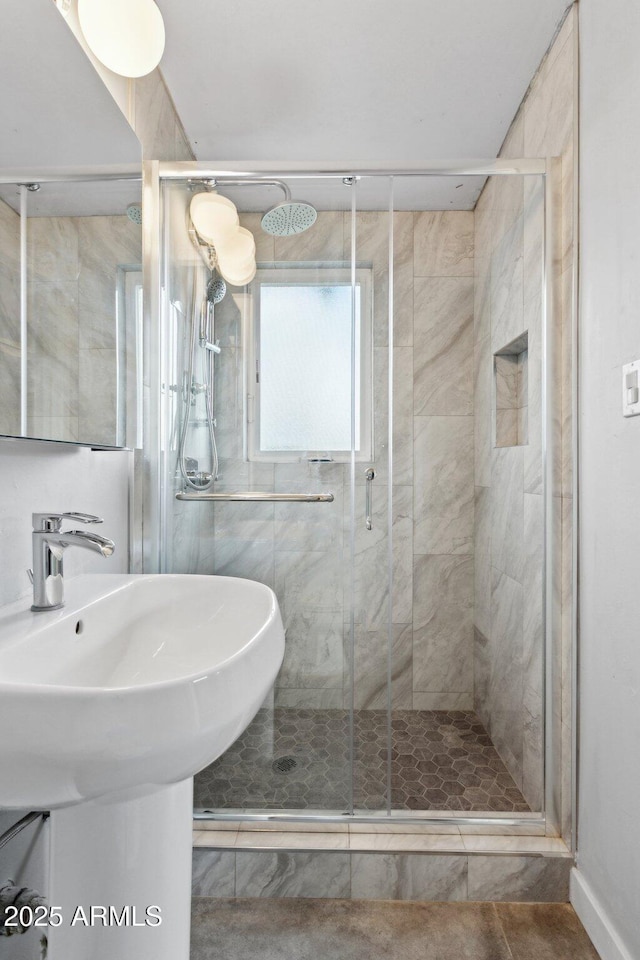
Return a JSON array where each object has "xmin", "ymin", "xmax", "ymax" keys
[{"xmin": 571, "ymin": 868, "xmax": 635, "ymax": 960}]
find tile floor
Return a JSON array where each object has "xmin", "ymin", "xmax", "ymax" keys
[
  {"xmin": 194, "ymin": 708, "xmax": 531, "ymax": 812},
  {"xmin": 191, "ymin": 899, "xmax": 601, "ymax": 960}
]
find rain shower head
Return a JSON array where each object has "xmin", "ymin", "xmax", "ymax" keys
[
  {"xmin": 126, "ymin": 202, "xmax": 142, "ymax": 225},
  {"xmin": 204, "ymin": 179, "xmax": 318, "ymax": 238},
  {"xmin": 261, "ymin": 200, "xmax": 318, "ymax": 237}
]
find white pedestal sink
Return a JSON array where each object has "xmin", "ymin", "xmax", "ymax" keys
[{"xmin": 0, "ymin": 574, "xmax": 285, "ymax": 960}]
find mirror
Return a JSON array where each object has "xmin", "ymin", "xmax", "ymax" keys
[
  {"xmin": 0, "ymin": 178, "xmax": 143, "ymax": 448},
  {"xmin": 0, "ymin": 0, "xmax": 141, "ymax": 173},
  {"xmin": 0, "ymin": 0, "xmax": 143, "ymax": 448}
]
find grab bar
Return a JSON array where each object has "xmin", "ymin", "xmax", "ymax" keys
[
  {"xmin": 176, "ymin": 491, "xmax": 334, "ymax": 502},
  {"xmin": 365, "ymin": 467, "xmax": 375, "ymax": 530}
]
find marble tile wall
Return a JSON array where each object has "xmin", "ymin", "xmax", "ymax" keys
[
  {"xmin": 26, "ymin": 214, "xmax": 141, "ymax": 445},
  {"xmin": 133, "ymin": 71, "xmax": 194, "ymax": 162},
  {"xmin": 413, "ymin": 213, "xmax": 475, "ymax": 711},
  {"xmin": 196, "ymin": 208, "xmax": 475, "ymax": 712},
  {"xmin": 473, "ymin": 7, "xmax": 576, "ymax": 831},
  {"xmin": 191, "ymin": 843, "xmax": 572, "ymax": 902},
  {"xmin": 0, "ymin": 198, "xmax": 20, "ymax": 437}
]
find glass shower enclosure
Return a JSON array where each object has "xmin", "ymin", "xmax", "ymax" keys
[{"xmin": 142, "ymin": 160, "xmax": 559, "ymax": 830}]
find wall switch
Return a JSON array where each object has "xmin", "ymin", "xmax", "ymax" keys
[{"xmin": 623, "ymin": 360, "xmax": 640, "ymax": 417}]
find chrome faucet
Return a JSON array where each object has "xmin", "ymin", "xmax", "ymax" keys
[{"xmin": 29, "ymin": 512, "xmax": 115, "ymax": 612}]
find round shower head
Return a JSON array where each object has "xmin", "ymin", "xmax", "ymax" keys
[
  {"xmin": 126, "ymin": 202, "xmax": 142, "ymax": 225},
  {"xmin": 261, "ymin": 201, "xmax": 317, "ymax": 237},
  {"xmin": 207, "ymin": 274, "xmax": 227, "ymax": 304}
]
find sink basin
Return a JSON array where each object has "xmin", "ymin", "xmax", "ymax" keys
[
  {"xmin": 0, "ymin": 573, "xmax": 284, "ymax": 959},
  {"xmin": 0, "ymin": 573, "xmax": 285, "ymax": 809}
]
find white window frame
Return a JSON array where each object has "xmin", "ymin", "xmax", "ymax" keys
[{"xmin": 246, "ymin": 265, "xmax": 373, "ymax": 463}]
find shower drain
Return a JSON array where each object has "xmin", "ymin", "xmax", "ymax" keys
[{"xmin": 272, "ymin": 756, "xmax": 298, "ymax": 774}]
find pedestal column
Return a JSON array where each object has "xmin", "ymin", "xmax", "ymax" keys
[{"xmin": 47, "ymin": 779, "xmax": 193, "ymax": 960}]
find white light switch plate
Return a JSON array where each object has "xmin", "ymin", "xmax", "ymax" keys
[{"xmin": 622, "ymin": 360, "xmax": 640, "ymax": 417}]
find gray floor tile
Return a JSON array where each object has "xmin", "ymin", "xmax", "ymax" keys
[
  {"xmin": 190, "ymin": 898, "xmax": 513, "ymax": 960},
  {"xmin": 496, "ymin": 903, "xmax": 602, "ymax": 959},
  {"xmin": 194, "ymin": 708, "xmax": 530, "ymax": 813}
]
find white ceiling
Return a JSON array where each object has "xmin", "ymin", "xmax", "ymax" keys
[
  {"xmin": 0, "ymin": 0, "xmax": 140, "ymax": 175},
  {"xmin": 0, "ymin": 179, "xmax": 142, "ymax": 219},
  {"xmin": 204, "ymin": 175, "xmax": 489, "ymax": 215},
  {"xmin": 0, "ymin": 1, "xmax": 142, "ymax": 218},
  {"xmin": 158, "ymin": 0, "xmax": 570, "ymax": 208}
]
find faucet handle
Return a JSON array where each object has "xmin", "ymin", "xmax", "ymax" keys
[
  {"xmin": 61, "ymin": 512, "xmax": 104, "ymax": 525},
  {"xmin": 32, "ymin": 512, "xmax": 104, "ymax": 532}
]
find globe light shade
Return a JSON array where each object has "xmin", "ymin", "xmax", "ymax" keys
[
  {"xmin": 189, "ymin": 193, "xmax": 239, "ymax": 245},
  {"xmin": 218, "ymin": 258, "xmax": 257, "ymax": 287},
  {"xmin": 214, "ymin": 226, "xmax": 256, "ymax": 264},
  {"xmin": 218, "ymin": 252, "xmax": 255, "ymax": 279},
  {"xmin": 78, "ymin": 0, "xmax": 166, "ymax": 79}
]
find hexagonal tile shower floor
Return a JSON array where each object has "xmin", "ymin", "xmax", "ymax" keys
[{"xmin": 194, "ymin": 709, "xmax": 531, "ymax": 813}]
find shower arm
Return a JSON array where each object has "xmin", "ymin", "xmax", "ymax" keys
[
  {"xmin": 208, "ymin": 178, "xmax": 292, "ymax": 201},
  {"xmin": 188, "ymin": 180, "xmax": 291, "ymax": 267}
]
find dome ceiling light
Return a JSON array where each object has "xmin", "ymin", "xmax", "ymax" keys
[
  {"xmin": 189, "ymin": 193, "xmax": 258, "ymax": 288},
  {"xmin": 77, "ymin": 0, "xmax": 166, "ymax": 79}
]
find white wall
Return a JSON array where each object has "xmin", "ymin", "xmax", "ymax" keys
[
  {"xmin": 0, "ymin": 441, "xmax": 131, "ymax": 609},
  {"xmin": 0, "ymin": 443, "xmax": 130, "ymax": 959},
  {"xmin": 0, "ymin": 812, "xmax": 49, "ymax": 960},
  {"xmin": 574, "ymin": 1, "xmax": 640, "ymax": 957},
  {"xmin": 0, "ymin": 10, "xmax": 192, "ymax": 951}
]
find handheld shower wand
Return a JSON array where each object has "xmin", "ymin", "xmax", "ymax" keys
[
  {"xmin": 177, "ymin": 230, "xmax": 224, "ymax": 491},
  {"xmin": 199, "ymin": 275, "xmax": 225, "ymax": 353}
]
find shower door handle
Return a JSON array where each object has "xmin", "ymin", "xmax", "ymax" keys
[{"xmin": 365, "ymin": 468, "xmax": 375, "ymax": 531}]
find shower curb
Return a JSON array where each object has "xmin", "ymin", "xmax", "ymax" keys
[{"xmin": 191, "ymin": 829, "xmax": 573, "ymax": 903}]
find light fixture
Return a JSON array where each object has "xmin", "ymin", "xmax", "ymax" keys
[
  {"xmin": 216, "ymin": 227, "xmax": 257, "ymax": 286},
  {"xmin": 218, "ymin": 259, "xmax": 257, "ymax": 287},
  {"xmin": 215, "ymin": 227, "xmax": 256, "ymax": 263},
  {"xmin": 189, "ymin": 193, "xmax": 257, "ymax": 285},
  {"xmin": 218, "ymin": 250, "xmax": 256, "ymax": 279},
  {"xmin": 77, "ymin": 0, "xmax": 166, "ymax": 79},
  {"xmin": 189, "ymin": 193, "xmax": 239, "ymax": 245}
]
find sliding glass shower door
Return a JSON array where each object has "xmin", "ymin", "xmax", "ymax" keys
[
  {"xmin": 151, "ymin": 165, "xmax": 549, "ymax": 823},
  {"xmin": 158, "ymin": 174, "xmax": 391, "ymax": 814}
]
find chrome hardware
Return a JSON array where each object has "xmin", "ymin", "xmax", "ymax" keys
[
  {"xmin": 0, "ymin": 811, "xmax": 48, "ymax": 853},
  {"xmin": 176, "ymin": 492, "xmax": 334, "ymax": 503},
  {"xmin": 181, "ymin": 457, "xmax": 214, "ymax": 488},
  {"xmin": 184, "ymin": 472, "xmax": 213, "ymax": 488},
  {"xmin": 208, "ymin": 178, "xmax": 292, "ymax": 201},
  {"xmin": 32, "ymin": 511, "xmax": 103, "ymax": 533},
  {"xmin": 30, "ymin": 512, "xmax": 114, "ymax": 612},
  {"xmin": 365, "ymin": 468, "xmax": 375, "ymax": 531}
]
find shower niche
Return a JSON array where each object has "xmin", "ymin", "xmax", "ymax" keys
[
  {"xmin": 147, "ymin": 163, "xmax": 558, "ymax": 829},
  {"xmin": 494, "ymin": 332, "xmax": 529, "ymax": 448}
]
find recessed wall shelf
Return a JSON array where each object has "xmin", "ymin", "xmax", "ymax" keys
[{"xmin": 494, "ymin": 332, "xmax": 529, "ymax": 448}]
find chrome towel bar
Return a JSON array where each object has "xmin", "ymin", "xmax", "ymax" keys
[{"xmin": 176, "ymin": 491, "xmax": 334, "ymax": 503}]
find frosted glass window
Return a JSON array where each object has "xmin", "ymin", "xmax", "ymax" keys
[
  {"xmin": 248, "ymin": 268, "xmax": 372, "ymax": 460},
  {"xmin": 259, "ymin": 284, "xmax": 360, "ymax": 452}
]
